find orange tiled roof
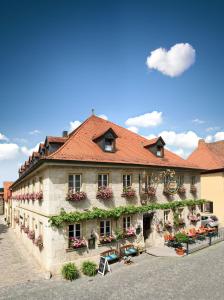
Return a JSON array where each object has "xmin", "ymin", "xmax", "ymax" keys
[
  {"xmin": 48, "ymin": 115, "xmax": 200, "ymax": 169},
  {"xmin": 46, "ymin": 136, "xmax": 68, "ymax": 143},
  {"xmin": 187, "ymin": 139, "xmax": 224, "ymax": 170}
]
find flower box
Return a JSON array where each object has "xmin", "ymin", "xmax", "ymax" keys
[
  {"xmin": 96, "ymin": 186, "xmax": 113, "ymax": 200},
  {"xmin": 24, "ymin": 226, "xmax": 29, "ymax": 234},
  {"xmin": 69, "ymin": 237, "xmax": 86, "ymax": 249},
  {"xmin": 121, "ymin": 187, "xmax": 136, "ymax": 198},
  {"xmin": 30, "ymin": 193, "xmax": 36, "ymax": 201},
  {"xmin": 145, "ymin": 186, "xmax": 156, "ymax": 197},
  {"xmin": 178, "ymin": 185, "xmax": 186, "ymax": 195},
  {"xmin": 34, "ymin": 235, "xmax": 43, "ymax": 248},
  {"xmin": 66, "ymin": 191, "xmax": 87, "ymax": 201},
  {"xmin": 36, "ymin": 191, "xmax": 43, "ymax": 201},
  {"xmin": 99, "ymin": 235, "xmax": 116, "ymax": 244},
  {"xmin": 123, "ymin": 228, "xmax": 136, "ymax": 238},
  {"xmin": 28, "ymin": 230, "xmax": 35, "ymax": 240}
]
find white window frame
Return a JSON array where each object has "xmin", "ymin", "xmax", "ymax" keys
[
  {"xmin": 123, "ymin": 216, "xmax": 131, "ymax": 231},
  {"xmin": 123, "ymin": 174, "xmax": 132, "ymax": 189},
  {"xmin": 100, "ymin": 220, "xmax": 111, "ymax": 236},
  {"xmin": 98, "ymin": 174, "xmax": 109, "ymax": 188},
  {"xmin": 178, "ymin": 175, "xmax": 184, "ymax": 186},
  {"xmin": 164, "ymin": 210, "xmax": 170, "ymax": 222},
  {"xmin": 68, "ymin": 223, "xmax": 81, "ymax": 239},
  {"xmin": 69, "ymin": 174, "xmax": 82, "ymax": 192}
]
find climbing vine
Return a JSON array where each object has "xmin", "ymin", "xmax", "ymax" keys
[{"xmin": 49, "ymin": 199, "xmax": 206, "ymax": 228}]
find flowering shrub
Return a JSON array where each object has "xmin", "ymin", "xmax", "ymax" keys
[
  {"xmin": 36, "ymin": 191, "xmax": 43, "ymax": 201},
  {"xmin": 34, "ymin": 235, "xmax": 43, "ymax": 248},
  {"xmin": 145, "ymin": 186, "xmax": 156, "ymax": 197},
  {"xmin": 69, "ymin": 237, "xmax": 86, "ymax": 249},
  {"xmin": 28, "ymin": 230, "xmax": 35, "ymax": 240},
  {"xmin": 190, "ymin": 185, "xmax": 197, "ymax": 194},
  {"xmin": 66, "ymin": 191, "xmax": 87, "ymax": 201},
  {"xmin": 96, "ymin": 186, "xmax": 113, "ymax": 200},
  {"xmin": 178, "ymin": 185, "xmax": 186, "ymax": 195},
  {"xmin": 99, "ymin": 235, "xmax": 116, "ymax": 244},
  {"xmin": 124, "ymin": 227, "xmax": 136, "ymax": 238},
  {"xmin": 121, "ymin": 187, "xmax": 136, "ymax": 198}
]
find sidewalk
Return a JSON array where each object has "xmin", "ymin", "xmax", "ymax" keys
[{"xmin": 0, "ymin": 216, "xmax": 44, "ymax": 288}]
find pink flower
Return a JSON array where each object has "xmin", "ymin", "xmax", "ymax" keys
[
  {"xmin": 67, "ymin": 191, "xmax": 86, "ymax": 201},
  {"xmin": 96, "ymin": 186, "xmax": 113, "ymax": 200}
]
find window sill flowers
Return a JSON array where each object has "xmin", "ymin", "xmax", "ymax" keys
[
  {"xmin": 178, "ymin": 185, "xmax": 186, "ymax": 195},
  {"xmin": 121, "ymin": 187, "xmax": 136, "ymax": 198},
  {"xmin": 34, "ymin": 235, "xmax": 43, "ymax": 248},
  {"xmin": 69, "ymin": 237, "xmax": 86, "ymax": 249},
  {"xmin": 99, "ymin": 235, "xmax": 116, "ymax": 244},
  {"xmin": 36, "ymin": 191, "xmax": 43, "ymax": 201},
  {"xmin": 28, "ymin": 230, "xmax": 35, "ymax": 241},
  {"xmin": 123, "ymin": 227, "xmax": 136, "ymax": 238},
  {"xmin": 66, "ymin": 191, "xmax": 87, "ymax": 201},
  {"xmin": 24, "ymin": 226, "xmax": 29, "ymax": 234},
  {"xmin": 96, "ymin": 186, "xmax": 113, "ymax": 200},
  {"xmin": 145, "ymin": 186, "xmax": 156, "ymax": 197}
]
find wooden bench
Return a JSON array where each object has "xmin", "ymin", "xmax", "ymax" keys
[
  {"xmin": 120, "ymin": 244, "xmax": 138, "ymax": 257},
  {"xmin": 100, "ymin": 249, "xmax": 120, "ymax": 263}
]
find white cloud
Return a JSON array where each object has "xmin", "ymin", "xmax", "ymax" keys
[
  {"xmin": 0, "ymin": 133, "xmax": 9, "ymax": 141},
  {"xmin": 98, "ymin": 114, "xmax": 108, "ymax": 120},
  {"xmin": 0, "ymin": 143, "xmax": 20, "ymax": 160},
  {"xmin": 206, "ymin": 126, "xmax": 220, "ymax": 132},
  {"xmin": 29, "ymin": 129, "xmax": 41, "ymax": 135},
  {"xmin": 127, "ymin": 126, "xmax": 139, "ymax": 134},
  {"xmin": 146, "ymin": 43, "xmax": 196, "ymax": 77},
  {"xmin": 214, "ymin": 132, "xmax": 224, "ymax": 141},
  {"xmin": 192, "ymin": 118, "xmax": 205, "ymax": 124},
  {"xmin": 125, "ymin": 111, "xmax": 163, "ymax": 128},
  {"xmin": 69, "ymin": 120, "xmax": 82, "ymax": 132},
  {"xmin": 21, "ymin": 143, "xmax": 40, "ymax": 157},
  {"xmin": 205, "ymin": 135, "xmax": 213, "ymax": 143},
  {"xmin": 159, "ymin": 130, "xmax": 200, "ymax": 149}
]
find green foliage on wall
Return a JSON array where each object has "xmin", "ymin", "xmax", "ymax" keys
[{"xmin": 49, "ymin": 199, "xmax": 206, "ymax": 228}]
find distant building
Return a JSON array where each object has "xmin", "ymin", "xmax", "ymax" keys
[
  {"xmin": 188, "ymin": 139, "xmax": 224, "ymax": 225},
  {"xmin": 0, "ymin": 188, "xmax": 3, "ymax": 215},
  {"xmin": 8, "ymin": 115, "xmax": 204, "ymax": 273}
]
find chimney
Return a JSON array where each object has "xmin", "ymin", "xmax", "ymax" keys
[
  {"xmin": 62, "ymin": 130, "xmax": 68, "ymax": 138},
  {"xmin": 198, "ymin": 139, "xmax": 205, "ymax": 146}
]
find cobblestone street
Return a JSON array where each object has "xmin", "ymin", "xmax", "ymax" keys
[
  {"xmin": 1, "ymin": 219, "xmax": 224, "ymax": 300},
  {"xmin": 0, "ymin": 216, "xmax": 44, "ymax": 288}
]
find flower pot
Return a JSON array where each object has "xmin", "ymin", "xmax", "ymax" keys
[{"xmin": 175, "ymin": 248, "xmax": 185, "ymax": 256}]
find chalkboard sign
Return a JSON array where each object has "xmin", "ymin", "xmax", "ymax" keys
[{"xmin": 98, "ymin": 256, "xmax": 110, "ymax": 276}]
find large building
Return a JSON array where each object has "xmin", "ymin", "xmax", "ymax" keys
[
  {"xmin": 188, "ymin": 139, "xmax": 224, "ymax": 225},
  {"xmin": 0, "ymin": 182, "xmax": 13, "ymax": 216},
  {"xmin": 8, "ymin": 115, "xmax": 204, "ymax": 273}
]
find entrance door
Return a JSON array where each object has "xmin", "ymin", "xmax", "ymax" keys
[{"xmin": 143, "ymin": 213, "xmax": 153, "ymax": 241}]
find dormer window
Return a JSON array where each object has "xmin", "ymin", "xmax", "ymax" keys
[
  {"xmin": 105, "ymin": 139, "xmax": 113, "ymax": 152},
  {"xmin": 144, "ymin": 136, "xmax": 165, "ymax": 158},
  {"xmin": 92, "ymin": 128, "xmax": 118, "ymax": 153}
]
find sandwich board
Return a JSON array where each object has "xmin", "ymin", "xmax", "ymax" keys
[{"xmin": 98, "ymin": 256, "xmax": 111, "ymax": 276}]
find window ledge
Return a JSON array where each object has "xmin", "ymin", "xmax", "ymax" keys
[{"xmin": 66, "ymin": 246, "xmax": 87, "ymax": 253}]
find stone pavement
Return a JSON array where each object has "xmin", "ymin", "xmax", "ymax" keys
[
  {"xmin": 147, "ymin": 245, "xmax": 180, "ymax": 257},
  {"xmin": 1, "ymin": 241, "xmax": 224, "ymax": 300},
  {"xmin": 0, "ymin": 216, "xmax": 44, "ymax": 288}
]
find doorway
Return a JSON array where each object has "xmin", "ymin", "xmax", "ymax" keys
[{"xmin": 143, "ymin": 213, "xmax": 153, "ymax": 241}]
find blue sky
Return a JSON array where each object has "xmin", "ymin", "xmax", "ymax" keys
[{"xmin": 0, "ymin": 0, "xmax": 224, "ymax": 185}]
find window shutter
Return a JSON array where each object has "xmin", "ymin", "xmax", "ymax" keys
[
  {"xmin": 68, "ymin": 175, "xmax": 74, "ymax": 192},
  {"xmin": 210, "ymin": 202, "xmax": 213, "ymax": 213}
]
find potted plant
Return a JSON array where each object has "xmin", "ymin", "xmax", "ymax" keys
[
  {"xmin": 114, "ymin": 228, "xmax": 124, "ymax": 240},
  {"xmin": 96, "ymin": 186, "xmax": 113, "ymax": 200},
  {"xmin": 173, "ymin": 212, "xmax": 185, "ymax": 227},
  {"xmin": 66, "ymin": 190, "xmax": 87, "ymax": 201},
  {"xmin": 121, "ymin": 187, "xmax": 136, "ymax": 198}
]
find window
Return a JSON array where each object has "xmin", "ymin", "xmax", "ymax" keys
[
  {"xmin": 68, "ymin": 224, "xmax": 81, "ymax": 239},
  {"xmin": 145, "ymin": 175, "xmax": 151, "ymax": 189},
  {"xmin": 39, "ymin": 177, "xmax": 43, "ymax": 191},
  {"xmin": 156, "ymin": 146, "xmax": 163, "ymax": 157},
  {"xmin": 178, "ymin": 175, "xmax": 184, "ymax": 186},
  {"xmin": 105, "ymin": 139, "xmax": 113, "ymax": 152},
  {"xmin": 123, "ymin": 174, "xmax": 132, "ymax": 189},
  {"xmin": 68, "ymin": 174, "xmax": 81, "ymax": 192},
  {"xmin": 164, "ymin": 210, "xmax": 170, "ymax": 222},
  {"xmin": 100, "ymin": 220, "xmax": 111, "ymax": 236},
  {"xmin": 98, "ymin": 174, "xmax": 108, "ymax": 188},
  {"xmin": 123, "ymin": 216, "xmax": 131, "ymax": 231},
  {"xmin": 191, "ymin": 176, "xmax": 196, "ymax": 185},
  {"xmin": 202, "ymin": 201, "xmax": 213, "ymax": 213}
]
